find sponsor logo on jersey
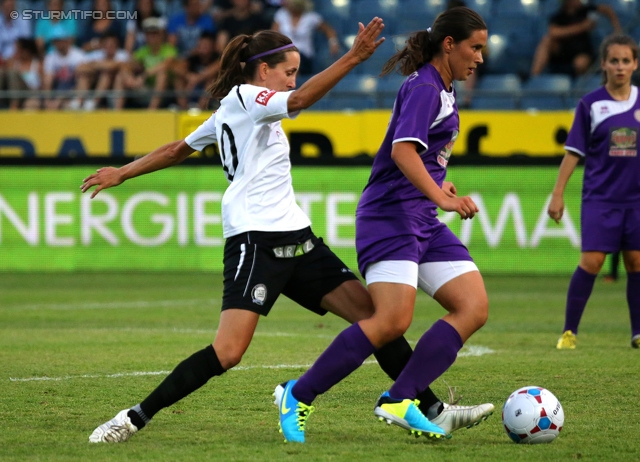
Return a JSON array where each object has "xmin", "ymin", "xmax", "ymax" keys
[
  {"xmin": 437, "ymin": 130, "xmax": 458, "ymax": 167},
  {"xmin": 252, "ymin": 284, "xmax": 267, "ymax": 305},
  {"xmin": 256, "ymin": 90, "xmax": 276, "ymax": 106},
  {"xmin": 609, "ymin": 127, "xmax": 637, "ymax": 157}
]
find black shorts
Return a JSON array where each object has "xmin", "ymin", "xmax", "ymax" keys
[{"xmin": 221, "ymin": 227, "xmax": 359, "ymax": 316}]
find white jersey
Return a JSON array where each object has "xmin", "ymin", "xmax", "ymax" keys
[{"xmin": 185, "ymin": 84, "xmax": 311, "ymax": 238}]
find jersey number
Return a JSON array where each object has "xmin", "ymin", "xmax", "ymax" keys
[{"xmin": 220, "ymin": 123, "xmax": 238, "ymax": 181}]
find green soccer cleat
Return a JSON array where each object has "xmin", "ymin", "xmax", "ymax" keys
[
  {"xmin": 556, "ymin": 330, "xmax": 577, "ymax": 349},
  {"xmin": 631, "ymin": 334, "xmax": 640, "ymax": 349},
  {"xmin": 374, "ymin": 391, "xmax": 447, "ymax": 439}
]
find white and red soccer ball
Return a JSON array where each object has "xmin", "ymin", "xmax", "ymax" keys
[{"xmin": 502, "ymin": 386, "xmax": 564, "ymax": 444}]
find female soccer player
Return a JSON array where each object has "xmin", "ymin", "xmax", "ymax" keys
[
  {"xmin": 278, "ymin": 6, "xmax": 494, "ymax": 443},
  {"xmin": 548, "ymin": 34, "xmax": 640, "ymax": 350},
  {"xmin": 82, "ymin": 19, "xmax": 484, "ymax": 444}
]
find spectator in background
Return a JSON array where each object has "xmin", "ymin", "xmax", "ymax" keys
[
  {"xmin": 167, "ymin": 0, "xmax": 216, "ymax": 57},
  {"xmin": 125, "ymin": 0, "xmax": 165, "ymax": 54},
  {"xmin": 79, "ymin": 0, "xmax": 126, "ymax": 53},
  {"xmin": 548, "ymin": 34, "xmax": 640, "ymax": 350},
  {"xmin": 0, "ymin": 0, "xmax": 32, "ymax": 64},
  {"xmin": 530, "ymin": 0, "xmax": 621, "ymax": 78},
  {"xmin": 42, "ymin": 28, "xmax": 86, "ymax": 109},
  {"xmin": 73, "ymin": 32, "xmax": 129, "ymax": 110},
  {"xmin": 272, "ymin": 0, "xmax": 339, "ymax": 75},
  {"xmin": 216, "ymin": 0, "xmax": 271, "ymax": 52},
  {"xmin": 173, "ymin": 31, "xmax": 220, "ymax": 109},
  {"xmin": 4, "ymin": 38, "xmax": 42, "ymax": 110},
  {"xmin": 114, "ymin": 17, "xmax": 176, "ymax": 109},
  {"xmin": 35, "ymin": 0, "xmax": 78, "ymax": 57}
]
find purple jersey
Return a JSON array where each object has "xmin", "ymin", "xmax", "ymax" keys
[
  {"xmin": 357, "ymin": 63, "xmax": 459, "ymax": 222},
  {"xmin": 565, "ymin": 85, "xmax": 640, "ymax": 204}
]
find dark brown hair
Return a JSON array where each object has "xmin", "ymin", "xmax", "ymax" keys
[
  {"xmin": 207, "ymin": 30, "xmax": 298, "ymax": 99},
  {"xmin": 599, "ymin": 34, "xmax": 639, "ymax": 84},
  {"xmin": 381, "ymin": 6, "xmax": 486, "ymax": 76}
]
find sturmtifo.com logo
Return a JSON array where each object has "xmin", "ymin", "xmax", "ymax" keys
[{"xmin": 12, "ymin": 10, "xmax": 137, "ymax": 20}]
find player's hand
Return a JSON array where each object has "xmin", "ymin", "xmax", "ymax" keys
[
  {"xmin": 547, "ymin": 194, "xmax": 564, "ymax": 223},
  {"xmin": 442, "ymin": 181, "xmax": 457, "ymax": 198},
  {"xmin": 440, "ymin": 195, "xmax": 478, "ymax": 220},
  {"xmin": 348, "ymin": 17, "xmax": 385, "ymax": 63},
  {"xmin": 81, "ymin": 167, "xmax": 124, "ymax": 198}
]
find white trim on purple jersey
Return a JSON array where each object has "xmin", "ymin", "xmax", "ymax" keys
[{"xmin": 565, "ymin": 85, "xmax": 640, "ymax": 203}]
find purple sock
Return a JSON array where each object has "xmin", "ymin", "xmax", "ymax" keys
[
  {"xmin": 626, "ymin": 272, "xmax": 640, "ymax": 337},
  {"xmin": 388, "ymin": 319, "xmax": 462, "ymax": 400},
  {"xmin": 292, "ymin": 323, "xmax": 375, "ymax": 405},
  {"xmin": 563, "ymin": 266, "xmax": 596, "ymax": 334}
]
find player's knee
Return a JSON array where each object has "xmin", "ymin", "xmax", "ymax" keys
[{"xmin": 215, "ymin": 348, "xmax": 245, "ymax": 370}]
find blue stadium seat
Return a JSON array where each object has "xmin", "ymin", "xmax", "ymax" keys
[
  {"xmin": 520, "ymin": 74, "xmax": 572, "ymax": 110},
  {"xmin": 568, "ymin": 73, "xmax": 602, "ymax": 107},
  {"xmin": 351, "ymin": 0, "xmax": 399, "ymax": 34},
  {"xmin": 470, "ymin": 73, "xmax": 521, "ymax": 110},
  {"xmin": 493, "ymin": 0, "xmax": 541, "ymax": 17},
  {"xmin": 315, "ymin": 0, "xmax": 352, "ymax": 20},
  {"xmin": 483, "ymin": 32, "xmax": 511, "ymax": 74},
  {"xmin": 486, "ymin": 14, "xmax": 544, "ymax": 76},
  {"xmin": 464, "ymin": 0, "xmax": 493, "ymax": 17},
  {"xmin": 377, "ymin": 73, "xmax": 406, "ymax": 108},
  {"xmin": 597, "ymin": 0, "xmax": 639, "ymax": 16}
]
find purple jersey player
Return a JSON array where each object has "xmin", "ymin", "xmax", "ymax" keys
[
  {"xmin": 277, "ymin": 6, "xmax": 494, "ymax": 444},
  {"xmin": 549, "ymin": 34, "xmax": 640, "ymax": 350}
]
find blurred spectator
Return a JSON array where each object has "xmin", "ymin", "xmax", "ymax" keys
[
  {"xmin": 167, "ymin": 0, "xmax": 216, "ymax": 57},
  {"xmin": 173, "ymin": 31, "xmax": 219, "ymax": 109},
  {"xmin": 216, "ymin": 0, "xmax": 271, "ymax": 52},
  {"xmin": 79, "ymin": 0, "xmax": 126, "ymax": 53},
  {"xmin": 3, "ymin": 38, "xmax": 42, "ymax": 110},
  {"xmin": 206, "ymin": 0, "xmax": 263, "ymax": 23},
  {"xmin": 0, "ymin": 0, "xmax": 32, "ymax": 64},
  {"xmin": 42, "ymin": 28, "xmax": 86, "ymax": 110},
  {"xmin": 113, "ymin": 17, "xmax": 176, "ymax": 109},
  {"xmin": 530, "ymin": 0, "xmax": 621, "ymax": 78},
  {"xmin": 73, "ymin": 32, "xmax": 129, "ymax": 110},
  {"xmin": 272, "ymin": 0, "xmax": 339, "ymax": 75},
  {"xmin": 35, "ymin": 0, "xmax": 78, "ymax": 57},
  {"xmin": 124, "ymin": 0, "xmax": 164, "ymax": 53}
]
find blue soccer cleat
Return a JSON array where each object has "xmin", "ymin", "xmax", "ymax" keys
[
  {"xmin": 278, "ymin": 379, "xmax": 315, "ymax": 443},
  {"xmin": 374, "ymin": 391, "xmax": 448, "ymax": 439}
]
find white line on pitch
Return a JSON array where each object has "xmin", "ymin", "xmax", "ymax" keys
[
  {"xmin": 8, "ymin": 346, "xmax": 494, "ymax": 383},
  {"xmin": 3, "ymin": 299, "xmax": 219, "ymax": 311}
]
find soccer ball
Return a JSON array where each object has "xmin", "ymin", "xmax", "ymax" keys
[{"xmin": 502, "ymin": 386, "xmax": 564, "ymax": 444}]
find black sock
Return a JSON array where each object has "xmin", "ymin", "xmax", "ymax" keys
[
  {"xmin": 134, "ymin": 345, "xmax": 226, "ymax": 424},
  {"xmin": 373, "ymin": 336, "xmax": 441, "ymax": 414}
]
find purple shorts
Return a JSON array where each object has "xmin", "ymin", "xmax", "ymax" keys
[
  {"xmin": 356, "ymin": 213, "xmax": 473, "ymax": 277},
  {"xmin": 581, "ymin": 201, "xmax": 640, "ymax": 252}
]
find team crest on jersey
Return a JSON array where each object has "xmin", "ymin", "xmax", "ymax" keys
[
  {"xmin": 256, "ymin": 90, "xmax": 276, "ymax": 106},
  {"xmin": 437, "ymin": 130, "xmax": 458, "ymax": 167},
  {"xmin": 609, "ymin": 127, "xmax": 638, "ymax": 157},
  {"xmin": 252, "ymin": 284, "xmax": 267, "ymax": 305}
]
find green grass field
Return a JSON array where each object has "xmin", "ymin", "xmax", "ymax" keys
[{"xmin": 2, "ymin": 272, "xmax": 639, "ymax": 461}]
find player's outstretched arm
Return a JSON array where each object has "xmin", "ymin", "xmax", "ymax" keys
[
  {"xmin": 80, "ymin": 140, "xmax": 195, "ymax": 198},
  {"xmin": 287, "ymin": 17, "xmax": 385, "ymax": 112}
]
